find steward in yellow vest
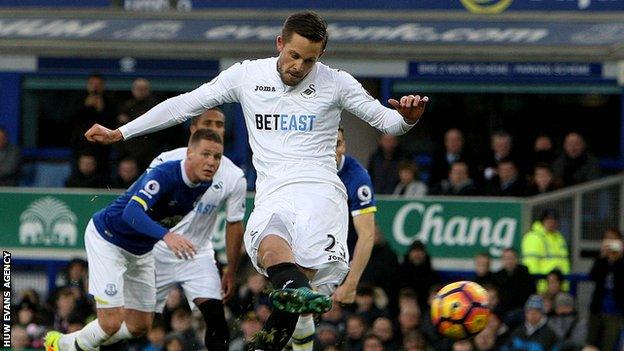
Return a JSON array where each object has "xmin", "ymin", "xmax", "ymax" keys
[{"xmin": 522, "ymin": 209, "xmax": 570, "ymax": 293}]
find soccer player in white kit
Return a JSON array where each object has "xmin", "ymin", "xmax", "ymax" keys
[
  {"xmin": 149, "ymin": 108, "xmax": 246, "ymax": 351},
  {"xmin": 84, "ymin": 11, "xmax": 428, "ymax": 351}
]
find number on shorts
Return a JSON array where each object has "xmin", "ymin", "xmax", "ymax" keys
[{"xmin": 324, "ymin": 234, "xmax": 336, "ymax": 252}]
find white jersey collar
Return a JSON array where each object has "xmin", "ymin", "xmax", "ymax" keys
[
  {"xmin": 180, "ymin": 159, "xmax": 200, "ymax": 188},
  {"xmin": 337, "ymin": 155, "xmax": 346, "ymax": 172}
]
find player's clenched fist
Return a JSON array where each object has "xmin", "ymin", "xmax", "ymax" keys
[
  {"xmin": 163, "ymin": 232, "xmax": 198, "ymax": 260},
  {"xmin": 388, "ymin": 94, "xmax": 429, "ymax": 125},
  {"xmin": 85, "ymin": 123, "xmax": 123, "ymax": 144}
]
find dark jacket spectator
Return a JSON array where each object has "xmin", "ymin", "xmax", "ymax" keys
[
  {"xmin": 0, "ymin": 126, "xmax": 20, "ymax": 186},
  {"xmin": 529, "ymin": 134, "xmax": 557, "ymax": 169},
  {"xmin": 368, "ymin": 134, "xmax": 409, "ymax": 194},
  {"xmin": 547, "ymin": 293, "xmax": 587, "ymax": 351},
  {"xmin": 65, "ymin": 154, "xmax": 107, "ymax": 188},
  {"xmin": 110, "ymin": 157, "xmax": 140, "ymax": 189},
  {"xmin": 552, "ymin": 132, "xmax": 600, "ymax": 187},
  {"xmin": 361, "ymin": 226, "xmax": 400, "ymax": 313},
  {"xmin": 502, "ymin": 295, "xmax": 559, "ymax": 351},
  {"xmin": 486, "ymin": 159, "xmax": 527, "ymax": 197},
  {"xmin": 494, "ymin": 248, "xmax": 536, "ymax": 316},
  {"xmin": 430, "ymin": 161, "xmax": 479, "ymax": 196},
  {"xmin": 397, "ymin": 241, "xmax": 439, "ymax": 311},
  {"xmin": 474, "ymin": 253, "xmax": 496, "ymax": 287},
  {"xmin": 428, "ymin": 128, "xmax": 475, "ymax": 187},
  {"xmin": 586, "ymin": 228, "xmax": 624, "ymax": 350},
  {"xmin": 527, "ymin": 163, "xmax": 560, "ymax": 196},
  {"xmin": 69, "ymin": 74, "xmax": 117, "ymax": 176},
  {"xmin": 481, "ymin": 131, "xmax": 523, "ymax": 183},
  {"xmin": 113, "ymin": 78, "xmax": 176, "ymax": 170}
]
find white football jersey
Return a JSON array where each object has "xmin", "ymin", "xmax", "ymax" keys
[
  {"xmin": 150, "ymin": 148, "xmax": 247, "ymax": 250},
  {"xmin": 120, "ymin": 57, "xmax": 415, "ymax": 202}
]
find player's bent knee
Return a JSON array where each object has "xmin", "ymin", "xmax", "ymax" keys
[
  {"xmin": 97, "ymin": 315, "xmax": 123, "ymax": 336},
  {"xmin": 126, "ymin": 319, "xmax": 152, "ymax": 337}
]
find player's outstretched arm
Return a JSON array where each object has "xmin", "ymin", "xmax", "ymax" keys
[
  {"xmin": 333, "ymin": 212, "xmax": 375, "ymax": 304},
  {"xmin": 222, "ymin": 221, "xmax": 244, "ymax": 302},
  {"xmin": 85, "ymin": 123, "xmax": 123, "ymax": 144},
  {"xmin": 388, "ymin": 95, "xmax": 429, "ymax": 125}
]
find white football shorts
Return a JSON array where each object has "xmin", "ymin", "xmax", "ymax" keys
[{"xmin": 85, "ymin": 219, "xmax": 156, "ymax": 312}]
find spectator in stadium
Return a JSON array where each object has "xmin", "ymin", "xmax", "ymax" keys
[
  {"xmin": 493, "ymin": 248, "xmax": 535, "ymax": 329},
  {"xmin": 482, "ymin": 131, "xmax": 518, "ymax": 182},
  {"xmin": 527, "ymin": 163, "xmax": 559, "ymax": 196},
  {"xmin": 65, "ymin": 153, "xmax": 107, "ymax": 188},
  {"xmin": 586, "ymin": 228, "xmax": 624, "ymax": 351},
  {"xmin": 363, "ymin": 334, "xmax": 386, "ymax": 351},
  {"xmin": 345, "ymin": 314, "xmax": 369, "ymax": 351},
  {"xmin": 473, "ymin": 313, "xmax": 502, "ymax": 351},
  {"xmin": 230, "ymin": 312, "xmax": 263, "ymax": 351},
  {"xmin": 169, "ymin": 307, "xmax": 202, "ymax": 351},
  {"xmin": 502, "ymin": 295, "xmax": 558, "ymax": 351},
  {"xmin": 16, "ymin": 301, "xmax": 46, "ymax": 348},
  {"xmin": 529, "ymin": 134, "xmax": 557, "ymax": 170},
  {"xmin": 355, "ymin": 284, "xmax": 388, "ymax": 326},
  {"xmin": 53, "ymin": 288, "xmax": 78, "ymax": 334},
  {"xmin": 430, "ymin": 161, "xmax": 479, "ymax": 196},
  {"xmin": 0, "ymin": 125, "xmax": 20, "ymax": 186},
  {"xmin": 474, "ymin": 252, "xmax": 496, "ymax": 287},
  {"xmin": 398, "ymin": 241, "xmax": 439, "ymax": 311},
  {"xmin": 402, "ymin": 330, "xmax": 428, "ymax": 351},
  {"xmin": 115, "ymin": 78, "xmax": 181, "ymax": 170},
  {"xmin": 320, "ymin": 303, "xmax": 347, "ymax": 334},
  {"xmin": 372, "ymin": 317, "xmax": 399, "ymax": 351},
  {"xmin": 419, "ymin": 284, "xmax": 453, "ymax": 351},
  {"xmin": 553, "ymin": 132, "xmax": 600, "ymax": 187},
  {"xmin": 541, "ymin": 269, "xmax": 565, "ymax": 314},
  {"xmin": 228, "ymin": 270, "xmax": 270, "ymax": 316},
  {"xmin": 316, "ymin": 322, "xmax": 341, "ymax": 350},
  {"xmin": 69, "ymin": 74, "xmax": 117, "ymax": 175},
  {"xmin": 360, "ymin": 226, "xmax": 400, "ymax": 315},
  {"xmin": 392, "ymin": 160, "xmax": 427, "ymax": 198},
  {"xmin": 397, "ymin": 303, "xmax": 421, "ymax": 341},
  {"xmin": 453, "ymin": 340, "xmax": 474, "ymax": 351},
  {"xmin": 11, "ymin": 325, "xmax": 32, "ymax": 351},
  {"xmin": 368, "ymin": 134, "xmax": 409, "ymax": 194},
  {"xmin": 110, "ymin": 157, "xmax": 140, "ymax": 189},
  {"xmin": 428, "ymin": 128, "xmax": 474, "ymax": 188},
  {"xmin": 486, "ymin": 158, "xmax": 527, "ymax": 197},
  {"xmin": 162, "ymin": 286, "xmax": 189, "ymax": 332},
  {"xmin": 141, "ymin": 320, "xmax": 166, "ymax": 351},
  {"xmin": 522, "ymin": 209, "xmax": 570, "ymax": 294},
  {"xmin": 163, "ymin": 333, "xmax": 186, "ymax": 351},
  {"xmin": 547, "ymin": 292, "xmax": 587, "ymax": 351}
]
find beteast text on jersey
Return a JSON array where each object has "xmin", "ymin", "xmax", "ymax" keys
[{"xmin": 255, "ymin": 114, "xmax": 317, "ymax": 131}]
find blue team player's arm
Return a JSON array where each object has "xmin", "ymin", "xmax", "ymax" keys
[{"xmin": 121, "ymin": 173, "xmax": 170, "ymax": 239}]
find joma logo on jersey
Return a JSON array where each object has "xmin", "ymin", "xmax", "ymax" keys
[
  {"xmin": 254, "ymin": 85, "xmax": 276, "ymax": 92},
  {"xmin": 255, "ymin": 114, "xmax": 316, "ymax": 131}
]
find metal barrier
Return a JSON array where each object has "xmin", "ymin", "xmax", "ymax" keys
[{"xmin": 522, "ymin": 174, "xmax": 624, "ymax": 274}]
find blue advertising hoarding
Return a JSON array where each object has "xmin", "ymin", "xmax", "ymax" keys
[
  {"xmin": 2, "ymin": 0, "xmax": 624, "ymax": 12},
  {"xmin": 1, "ymin": 17, "xmax": 624, "ymax": 46}
]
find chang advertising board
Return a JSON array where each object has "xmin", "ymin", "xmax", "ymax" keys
[{"xmin": 377, "ymin": 199, "xmax": 523, "ymax": 259}]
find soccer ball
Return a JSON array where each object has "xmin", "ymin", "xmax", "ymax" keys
[{"xmin": 430, "ymin": 281, "xmax": 490, "ymax": 340}]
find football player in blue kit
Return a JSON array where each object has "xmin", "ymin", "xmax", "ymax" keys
[{"xmin": 45, "ymin": 129, "xmax": 223, "ymax": 351}]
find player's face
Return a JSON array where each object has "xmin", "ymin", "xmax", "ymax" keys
[
  {"xmin": 276, "ymin": 33, "xmax": 324, "ymax": 86},
  {"xmin": 187, "ymin": 139, "xmax": 223, "ymax": 182},
  {"xmin": 335, "ymin": 130, "xmax": 346, "ymax": 166},
  {"xmin": 191, "ymin": 110, "xmax": 226, "ymax": 140}
]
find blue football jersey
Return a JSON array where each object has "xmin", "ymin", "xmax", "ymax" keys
[
  {"xmin": 337, "ymin": 155, "xmax": 377, "ymax": 257},
  {"xmin": 92, "ymin": 160, "xmax": 211, "ymax": 255}
]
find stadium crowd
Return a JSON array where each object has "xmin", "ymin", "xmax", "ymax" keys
[
  {"xmin": 0, "ymin": 74, "xmax": 605, "ymax": 196},
  {"xmin": 10, "ymin": 225, "xmax": 624, "ymax": 351}
]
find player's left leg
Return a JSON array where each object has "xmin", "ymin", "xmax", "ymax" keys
[
  {"xmin": 178, "ymin": 249, "xmax": 229, "ymax": 351},
  {"xmin": 195, "ymin": 298, "xmax": 229, "ymax": 351}
]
